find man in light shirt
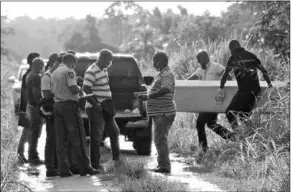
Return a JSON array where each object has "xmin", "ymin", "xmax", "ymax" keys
[
  {"xmin": 82, "ymin": 49, "xmax": 121, "ymax": 171},
  {"xmin": 188, "ymin": 50, "xmax": 234, "ymax": 156},
  {"xmin": 41, "ymin": 52, "xmax": 65, "ymax": 177}
]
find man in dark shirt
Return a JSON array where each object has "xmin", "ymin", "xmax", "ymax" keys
[
  {"xmin": 17, "ymin": 52, "xmax": 40, "ymax": 164},
  {"xmin": 217, "ymin": 40, "xmax": 272, "ymax": 134},
  {"xmin": 26, "ymin": 57, "xmax": 45, "ymax": 165}
]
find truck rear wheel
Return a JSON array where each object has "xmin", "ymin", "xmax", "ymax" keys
[
  {"xmin": 133, "ymin": 137, "xmax": 152, "ymax": 156},
  {"xmin": 133, "ymin": 118, "xmax": 152, "ymax": 156}
]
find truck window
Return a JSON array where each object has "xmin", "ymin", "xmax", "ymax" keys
[{"xmin": 108, "ymin": 57, "xmax": 144, "ymax": 85}]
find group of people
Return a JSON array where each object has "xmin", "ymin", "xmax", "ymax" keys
[
  {"xmin": 16, "ymin": 39, "xmax": 272, "ymax": 177},
  {"xmin": 17, "ymin": 49, "xmax": 121, "ymax": 177}
]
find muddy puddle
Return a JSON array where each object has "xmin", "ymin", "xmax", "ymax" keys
[{"xmin": 17, "ymin": 125, "xmax": 223, "ymax": 192}]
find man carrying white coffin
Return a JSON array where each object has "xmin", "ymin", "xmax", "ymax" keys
[{"xmin": 187, "ymin": 50, "xmax": 235, "ymax": 156}]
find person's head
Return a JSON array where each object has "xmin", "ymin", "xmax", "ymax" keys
[
  {"xmin": 229, "ymin": 40, "xmax": 241, "ymax": 53},
  {"xmin": 62, "ymin": 53, "xmax": 77, "ymax": 69},
  {"xmin": 97, "ymin": 49, "xmax": 113, "ymax": 69},
  {"xmin": 27, "ymin": 52, "xmax": 40, "ymax": 66},
  {"xmin": 67, "ymin": 50, "xmax": 76, "ymax": 56},
  {"xmin": 31, "ymin": 58, "xmax": 45, "ymax": 74},
  {"xmin": 196, "ymin": 50, "xmax": 210, "ymax": 69},
  {"xmin": 56, "ymin": 52, "xmax": 66, "ymax": 64},
  {"xmin": 45, "ymin": 53, "xmax": 58, "ymax": 71},
  {"xmin": 152, "ymin": 52, "xmax": 168, "ymax": 72}
]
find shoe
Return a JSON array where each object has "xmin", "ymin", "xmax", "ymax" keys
[
  {"xmin": 60, "ymin": 171, "xmax": 73, "ymax": 177},
  {"xmin": 18, "ymin": 154, "xmax": 29, "ymax": 164},
  {"xmin": 92, "ymin": 164, "xmax": 104, "ymax": 172},
  {"xmin": 80, "ymin": 168, "xmax": 101, "ymax": 176},
  {"xmin": 70, "ymin": 167, "xmax": 80, "ymax": 174},
  {"xmin": 151, "ymin": 167, "xmax": 170, "ymax": 174},
  {"xmin": 46, "ymin": 170, "xmax": 60, "ymax": 177},
  {"xmin": 29, "ymin": 158, "xmax": 45, "ymax": 166}
]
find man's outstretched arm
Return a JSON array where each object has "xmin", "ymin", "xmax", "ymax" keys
[
  {"xmin": 220, "ymin": 67, "xmax": 231, "ymax": 89},
  {"xmin": 256, "ymin": 59, "xmax": 272, "ymax": 87}
]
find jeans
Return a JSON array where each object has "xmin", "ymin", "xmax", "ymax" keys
[
  {"xmin": 86, "ymin": 106, "xmax": 120, "ymax": 167},
  {"xmin": 53, "ymin": 101, "xmax": 91, "ymax": 174},
  {"xmin": 153, "ymin": 113, "xmax": 175, "ymax": 171},
  {"xmin": 196, "ymin": 112, "xmax": 234, "ymax": 152},
  {"xmin": 26, "ymin": 104, "xmax": 44, "ymax": 160}
]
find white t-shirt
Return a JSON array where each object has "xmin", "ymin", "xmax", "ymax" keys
[
  {"xmin": 41, "ymin": 71, "xmax": 52, "ymax": 92},
  {"xmin": 193, "ymin": 61, "xmax": 225, "ymax": 80}
]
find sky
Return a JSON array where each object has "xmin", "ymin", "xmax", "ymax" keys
[{"xmin": 1, "ymin": 2, "xmax": 232, "ymax": 20}]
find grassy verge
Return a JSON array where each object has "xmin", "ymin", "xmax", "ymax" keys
[
  {"xmin": 165, "ymin": 38, "xmax": 290, "ymax": 192},
  {"xmin": 1, "ymin": 57, "xmax": 30, "ymax": 192}
]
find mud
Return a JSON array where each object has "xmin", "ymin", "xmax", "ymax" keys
[{"xmin": 17, "ymin": 126, "xmax": 224, "ymax": 192}]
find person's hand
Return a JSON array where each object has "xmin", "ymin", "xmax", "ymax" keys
[
  {"xmin": 92, "ymin": 103, "xmax": 102, "ymax": 113},
  {"xmin": 134, "ymin": 92, "xmax": 147, "ymax": 97},
  {"xmin": 216, "ymin": 88, "xmax": 225, "ymax": 99},
  {"xmin": 79, "ymin": 90, "xmax": 85, "ymax": 97},
  {"xmin": 135, "ymin": 93, "xmax": 148, "ymax": 101}
]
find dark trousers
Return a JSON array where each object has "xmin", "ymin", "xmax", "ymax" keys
[
  {"xmin": 53, "ymin": 101, "xmax": 91, "ymax": 174},
  {"xmin": 44, "ymin": 118, "xmax": 57, "ymax": 172},
  {"xmin": 153, "ymin": 114, "xmax": 175, "ymax": 171},
  {"xmin": 86, "ymin": 106, "xmax": 120, "ymax": 168},
  {"xmin": 26, "ymin": 104, "xmax": 44, "ymax": 160},
  {"xmin": 17, "ymin": 112, "xmax": 30, "ymax": 156},
  {"xmin": 17, "ymin": 127, "xmax": 29, "ymax": 156},
  {"xmin": 226, "ymin": 91, "xmax": 257, "ymax": 130},
  {"xmin": 196, "ymin": 112, "xmax": 234, "ymax": 152}
]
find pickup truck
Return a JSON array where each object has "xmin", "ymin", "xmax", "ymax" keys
[{"xmin": 75, "ymin": 53, "xmax": 154, "ymax": 156}]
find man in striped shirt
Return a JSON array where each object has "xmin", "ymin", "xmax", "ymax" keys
[
  {"xmin": 82, "ymin": 49, "xmax": 121, "ymax": 171},
  {"xmin": 135, "ymin": 52, "xmax": 176, "ymax": 174}
]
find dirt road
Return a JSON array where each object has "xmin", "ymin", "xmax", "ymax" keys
[{"xmin": 17, "ymin": 126, "xmax": 224, "ymax": 192}]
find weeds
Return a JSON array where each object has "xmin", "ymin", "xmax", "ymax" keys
[
  {"xmin": 166, "ymin": 38, "xmax": 290, "ymax": 191},
  {"xmin": 1, "ymin": 57, "xmax": 31, "ymax": 192},
  {"xmin": 113, "ymin": 157, "xmax": 190, "ymax": 192}
]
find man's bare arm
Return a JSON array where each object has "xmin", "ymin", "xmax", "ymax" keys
[
  {"xmin": 220, "ymin": 67, "xmax": 231, "ymax": 89},
  {"xmin": 187, "ymin": 74, "xmax": 199, "ymax": 80},
  {"xmin": 149, "ymin": 87, "xmax": 170, "ymax": 99},
  {"xmin": 32, "ymin": 88, "xmax": 42, "ymax": 105},
  {"xmin": 82, "ymin": 85, "xmax": 99, "ymax": 106},
  {"xmin": 256, "ymin": 61, "xmax": 272, "ymax": 87}
]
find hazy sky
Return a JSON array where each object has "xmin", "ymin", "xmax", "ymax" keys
[{"xmin": 1, "ymin": 2, "xmax": 232, "ymax": 20}]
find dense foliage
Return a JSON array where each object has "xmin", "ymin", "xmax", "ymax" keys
[{"xmin": 2, "ymin": 1, "xmax": 289, "ymax": 63}]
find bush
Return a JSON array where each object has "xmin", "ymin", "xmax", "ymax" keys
[{"xmin": 165, "ymin": 37, "xmax": 290, "ymax": 191}]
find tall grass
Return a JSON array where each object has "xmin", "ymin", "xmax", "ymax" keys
[
  {"xmin": 164, "ymin": 37, "xmax": 290, "ymax": 191},
  {"xmin": 1, "ymin": 57, "xmax": 28, "ymax": 192}
]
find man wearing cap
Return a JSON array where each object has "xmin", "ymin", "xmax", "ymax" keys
[
  {"xmin": 51, "ymin": 53, "xmax": 100, "ymax": 177},
  {"xmin": 41, "ymin": 52, "xmax": 66, "ymax": 177},
  {"xmin": 135, "ymin": 52, "xmax": 176, "ymax": 174},
  {"xmin": 17, "ymin": 52, "xmax": 40, "ymax": 164},
  {"xmin": 187, "ymin": 50, "xmax": 235, "ymax": 156},
  {"xmin": 26, "ymin": 57, "xmax": 45, "ymax": 165}
]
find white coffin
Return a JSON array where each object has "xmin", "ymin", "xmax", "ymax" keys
[{"xmin": 174, "ymin": 80, "xmax": 287, "ymax": 113}]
